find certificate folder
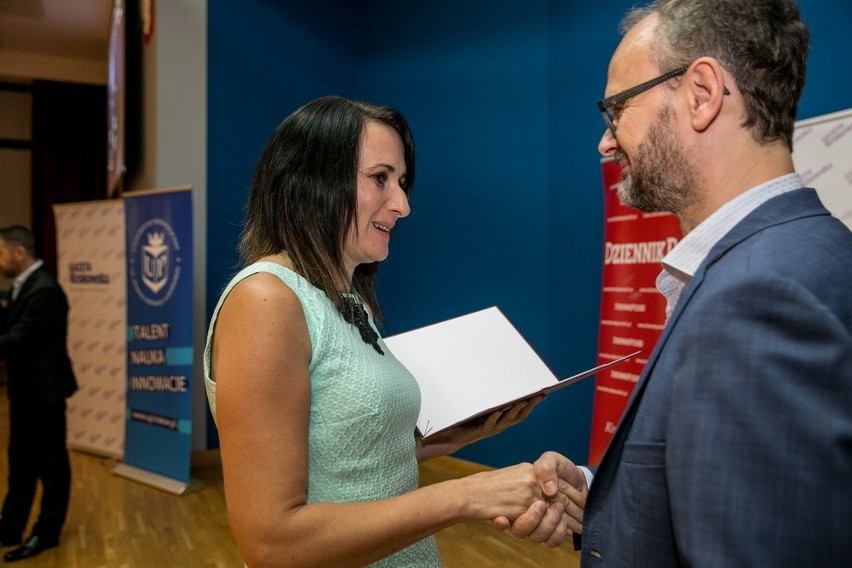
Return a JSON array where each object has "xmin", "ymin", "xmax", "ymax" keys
[{"xmin": 383, "ymin": 306, "xmax": 640, "ymax": 439}]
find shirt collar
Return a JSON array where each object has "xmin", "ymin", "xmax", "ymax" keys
[
  {"xmin": 662, "ymin": 173, "xmax": 804, "ymax": 280},
  {"xmin": 12, "ymin": 259, "xmax": 43, "ymax": 300}
]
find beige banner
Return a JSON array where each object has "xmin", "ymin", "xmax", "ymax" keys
[{"xmin": 54, "ymin": 200, "xmax": 126, "ymax": 458}]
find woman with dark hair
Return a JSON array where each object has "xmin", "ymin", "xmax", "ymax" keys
[{"xmin": 204, "ymin": 96, "xmax": 569, "ymax": 567}]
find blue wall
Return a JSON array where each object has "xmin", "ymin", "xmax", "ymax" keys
[
  {"xmin": 207, "ymin": 1, "xmax": 361, "ymax": 307},
  {"xmin": 207, "ymin": 0, "xmax": 852, "ymax": 466}
]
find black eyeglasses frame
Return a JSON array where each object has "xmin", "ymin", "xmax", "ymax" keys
[
  {"xmin": 596, "ymin": 65, "xmax": 689, "ymax": 137},
  {"xmin": 596, "ymin": 64, "xmax": 731, "ymax": 137}
]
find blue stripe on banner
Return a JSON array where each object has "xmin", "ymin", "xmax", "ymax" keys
[
  {"xmin": 179, "ymin": 420, "xmax": 192, "ymax": 434},
  {"xmin": 165, "ymin": 347, "xmax": 193, "ymax": 365}
]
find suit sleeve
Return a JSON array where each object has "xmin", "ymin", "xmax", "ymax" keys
[{"xmin": 665, "ymin": 273, "xmax": 852, "ymax": 567}]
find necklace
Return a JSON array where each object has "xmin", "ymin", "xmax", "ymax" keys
[{"xmin": 341, "ymin": 295, "xmax": 384, "ymax": 355}]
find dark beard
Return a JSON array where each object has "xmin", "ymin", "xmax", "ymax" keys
[{"xmin": 616, "ymin": 104, "xmax": 701, "ymax": 215}]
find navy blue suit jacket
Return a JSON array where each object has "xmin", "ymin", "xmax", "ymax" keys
[{"xmin": 582, "ymin": 188, "xmax": 852, "ymax": 567}]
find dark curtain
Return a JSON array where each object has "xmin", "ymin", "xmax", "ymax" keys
[{"xmin": 31, "ymin": 80, "xmax": 107, "ymax": 273}]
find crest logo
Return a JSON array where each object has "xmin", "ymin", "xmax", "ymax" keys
[
  {"xmin": 129, "ymin": 218, "xmax": 181, "ymax": 306},
  {"xmin": 142, "ymin": 231, "xmax": 169, "ymax": 293}
]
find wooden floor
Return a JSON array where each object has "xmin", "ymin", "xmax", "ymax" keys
[{"xmin": 0, "ymin": 385, "xmax": 579, "ymax": 567}]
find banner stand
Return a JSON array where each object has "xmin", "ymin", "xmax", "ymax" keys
[
  {"xmin": 112, "ymin": 463, "xmax": 203, "ymax": 495},
  {"xmin": 118, "ymin": 186, "xmax": 196, "ymax": 490},
  {"xmin": 53, "ymin": 200, "xmax": 127, "ymax": 458}
]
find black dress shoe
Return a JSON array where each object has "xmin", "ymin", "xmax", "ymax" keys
[{"xmin": 3, "ymin": 535, "xmax": 58, "ymax": 562}]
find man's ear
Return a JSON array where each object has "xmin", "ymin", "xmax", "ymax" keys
[
  {"xmin": 685, "ymin": 57, "xmax": 728, "ymax": 132},
  {"xmin": 13, "ymin": 244, "xmax": 27, "ymax": 261}
]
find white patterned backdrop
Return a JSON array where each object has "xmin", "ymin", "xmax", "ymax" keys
[
  {"xmin": 793, "ymin": 108, "xmax": 852, "ymax": 231},
  {"xmin": 54, "ymin": 200, "xmax": 126, "ymax": 458}
]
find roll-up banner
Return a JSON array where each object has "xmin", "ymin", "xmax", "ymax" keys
[
  {"xmin": 113, "ymin": 186, "xmax": 194, "ymax": 493},
  {"xmin": 792, "ymin": 108, "xmax": 852, "ymax": 231},
  {"xmin": 53, "ymin": 200, "xmax": 126, "ymax": 458},
  {"xmin": 588, "ymin": 159, "xmax": 680, "ymax": 466}
]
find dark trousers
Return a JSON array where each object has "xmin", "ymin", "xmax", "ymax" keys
[{"xmin": 0, "ymin": 400, "xmax": 71, "ymax": 543}]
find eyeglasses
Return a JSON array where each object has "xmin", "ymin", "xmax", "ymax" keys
[
  {"xmin": 596, "ymin": 65, "xmax": 688, "ymax": 137},
  {"xmin": 597, "ymin": 65, "xmax": 731, "ymax": 137}
]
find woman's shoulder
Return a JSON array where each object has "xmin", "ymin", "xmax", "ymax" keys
[
  {"xmin": 211, "ymin": 260, "xmax": 304, "ymax": 327},
  {"xmin": 234, "ymin": 259, "xmax": 339, "ymax": 336},
  {"xmin": 240, "ymin": 255, "xmax": 298, "ymax": 282},
  {"xmin": 229, "ymin": 269, "xmax": 300, "ymax": 306}
]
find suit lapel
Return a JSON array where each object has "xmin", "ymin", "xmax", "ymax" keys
[{"xmin": 587, "ymin": 266, "xmax": 701, "ymax": 507}]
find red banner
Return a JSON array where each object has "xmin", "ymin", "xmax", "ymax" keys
[{"xmin": 588, "ymin": 159, "xmax": 682, "ymax": 466}]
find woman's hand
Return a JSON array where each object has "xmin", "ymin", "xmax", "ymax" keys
[
  {"xmin": 458, "ymin": 461, "xmax": 573, "ymax": 547},
  {"xmin": 416, "ymin": 394, "xmax": 546, "ymax": 461},
  {"xmin": 491, "ymin": 451, "xmax": 587, "ymax": 547},
  {"xmin": 460, "ymin": 462, "xmax": 543, "ymax": 520}
]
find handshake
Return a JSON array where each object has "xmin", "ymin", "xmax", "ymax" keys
[
  {"xmin": 463, "ymin": 451, "xmax": 589, "ymax": 548},
  {"xmin": 430, "ymin": 399, "xmax": 588, "ymax": 548}
]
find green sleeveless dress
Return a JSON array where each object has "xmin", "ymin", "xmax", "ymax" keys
[{"xmin": 204, "ymin": 262, "xmax": 442, "ymax": 567}]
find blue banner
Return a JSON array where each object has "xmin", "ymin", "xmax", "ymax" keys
[{"xmin": 123, "ymin": 188, "xmax": 193, "ymax": 483}]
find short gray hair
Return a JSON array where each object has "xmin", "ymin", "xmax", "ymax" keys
[{"xmin": 621, "ymin": 0, "xmax": 809, "ymax": 149}]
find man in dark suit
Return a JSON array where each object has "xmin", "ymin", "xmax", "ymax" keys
[
  {"xmin": 0, "ymin": 225, "xmax": 77, "ymax": 562},
  {"xmin": 499, "ymin": 0, "xmax": 852, "ymax": 565}
]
